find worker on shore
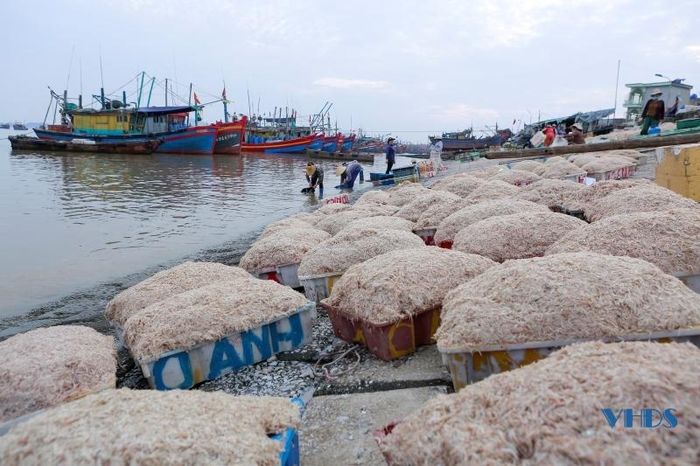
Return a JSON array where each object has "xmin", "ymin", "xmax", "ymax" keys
[
  {"xmin": 335, "ymin": 160, "xmax": 364, "ymax": 189},
  {"xmin": 640, "ymin": 89, "xmax": 665, "ymax": 135},
  {"xmin": 429, "ymin": 136, "xmax": 446, "ymax": 172},
  {"xmin": 666, "ymin": 96, "xmax": 680, "ymax": 117},
  {"xmin": 385, "ymin": 137, "xmax": 396, "ymax": 174},
  {"xmin": 565, "ymin": 123, "xmax": 586, "ymax": 145},
  {"xmin": 303, "ymin": 162, "xmax": 324, "ymax": 195},
  {"xmin": 543, "ymin": 124, "xmax": 556, "ymax": 147}
]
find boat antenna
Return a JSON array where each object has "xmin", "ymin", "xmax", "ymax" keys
[
  {"xmin": 65, "ymin": 45, "xmax": 75, "ymax": 93},
  {"xmin": 247, "ymin": 86, "xmax": 252, "ymax": 117},
  {"xmin": 613, "ymin": 59, "xmax": 621, "ymax": 118},
  {"xmin": 79, "ymin": 58, "xmax": 83, "ymax": 103},
  {"xmin": 222, "ymin": 79, "xmax": 229, "ymax": 123},
  {"xmin": 99, "ymin": 46, "xmax": 105, "ymax": 108}
]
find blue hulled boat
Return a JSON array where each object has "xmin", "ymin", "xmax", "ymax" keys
[{"xmin": 35, "ymin": 105, "xmax": 217, "ymax": 154}]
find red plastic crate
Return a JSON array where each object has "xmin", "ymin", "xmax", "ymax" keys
[
  {"xmin": 436, "ymin": 240, "xmax": 453, "ymax": 249},
  {"xmin": 322, "ymin": 305, "xmax": 441, "ymax": 360}
]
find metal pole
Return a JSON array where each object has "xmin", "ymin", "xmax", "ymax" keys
[
  {"xmin": 165, "ymin": 78, "xmax": 168, "ymax": 106},
  {"xmin": 613, "ymin": 59, "xmax": 621, "ymax": 118},
  {"xmin": 42, "ymin": 90, "xmax": 53, "ymax": 128},
  {"xmin": 137, "ymin": 71, "xmax": 145, "ymax": 108},
  {"xmin": 147, "ymin": 77, "xmax": 155, "ymax": 106},
  {"xmin": 189, "ymin": 83, "xmax": 195, "ymax": 127}
]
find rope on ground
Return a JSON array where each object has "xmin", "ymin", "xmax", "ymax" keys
[{"xmin": 312, "ymin": 345, "xmax": 361, "ymax": 381}]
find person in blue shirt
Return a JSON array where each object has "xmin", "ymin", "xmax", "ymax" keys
[
  {"xmin": 385, "ymin": 137, "xmax": 396, "ymax": 174},
  {"xmin": 335, "ymin": 160, "xmax": 364, "ymax": 189}
]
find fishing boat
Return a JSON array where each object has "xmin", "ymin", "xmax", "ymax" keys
[
  {"xmin": 241, "ymin": 133, "xmax": 322, "ymax": 154},
  {"xmin": 12, "ymin": 123, "xmax": 28, "ymax": 130},
  {"xmin": 212, "ymin": 116, "xmax": 248, "ymax": 154},
  {"xmin": 321, "ymin": 134, "xmax": 345, "ymax": 152},
  {"xmin": 35, "ymin": 105, "xmax": 217, "ymax": 155},
  {"xmin": 341, "ymin": 134, "xmax": 356, "ymax": 152},
  {"xmin": 9, "ymin": 135, "xmax": 161, "ymax": 154},
  {"xmin": 0, "ymin": 123, "xmax": 10, "ymax": 129},
  {"xmin": 429, "ymin": 128, "xmax": 512, "ymax": 151}
]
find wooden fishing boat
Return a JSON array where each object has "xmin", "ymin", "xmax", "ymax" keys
[
  {"xmin": 212, "ymin": 116, "xmax": 248, "ymax": 154},
  {"xmin": 35, "ymin": 106, "xmax": 218, "ymax": 155},
  {"xmin": 322, "ymin": 134, "xmax": 344, "ymax": 152},
  {"xmin": 9, "ymin": 135, "xmax": 161, "ymax": 154},
  {"xmin": 341, "ymin": 134, "xmax": 356, "ymax": 152},
  {"xmin": 241, "ymin": 134, "xmax": 322, "ymax": 154}
]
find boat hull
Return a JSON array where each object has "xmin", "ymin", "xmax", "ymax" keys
[
  {"xmin": 241, "ymin": 134, "xmax": 318, "ymax": 154},
  {"xmin": 9, "ymin": 135, "xmax": 160, "ymax": 154},
  {"xmin": 156, "ymin": 127, "xmax": 217, "ymax": 155},
  {"xmin": 213, "ymin": 118, "xmax": 247, "ymax": 155},
  {"xmin": 34, "ymin": 127, "xmax": 218, "ymax": 155}
]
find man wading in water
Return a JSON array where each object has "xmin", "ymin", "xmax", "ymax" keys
[{"xmin": 303, "ymin": 162, "xmax": 324, "ymax": 196}]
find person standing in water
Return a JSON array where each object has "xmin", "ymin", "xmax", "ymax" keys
[
  {"xmin": 304, "ymin": 162, "xmax": 324, "ymax": 196},
  {"xmin": 385, "ymin": 137, "xmax": 396, "ymax": 174},
  {"xmin": 336, "ymin": 160, "xmax": 364, "ymax": 189}
]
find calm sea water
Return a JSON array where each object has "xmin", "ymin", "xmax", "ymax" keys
[{"xmin": 0, "ymin": 129, "xmax": 403, "ymax": 319}]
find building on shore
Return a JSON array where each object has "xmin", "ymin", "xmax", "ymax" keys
[{"xmin": 624, "ymin": 80, "xmax": 693, "ymax": 119}]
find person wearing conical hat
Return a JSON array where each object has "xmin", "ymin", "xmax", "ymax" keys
[
  {"xmin": 565, "ymin": 123, "xmax": 586, "ymax": 145},
  {"xmin": 640, "ymin": 89, "xmax": 665, "ymax": 135},
  {"xmin": 304, "ymin": 162, "xmax": 324, "ymax": 195}
]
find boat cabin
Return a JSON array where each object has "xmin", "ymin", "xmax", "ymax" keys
[{"xmin": 67, "ymin": 106, "xmax": 195, "ymax": 136}]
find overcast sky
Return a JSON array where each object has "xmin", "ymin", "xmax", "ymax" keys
[{"xmin": 2, "ymin": 0, "xmax": 699, "ymax": 142}]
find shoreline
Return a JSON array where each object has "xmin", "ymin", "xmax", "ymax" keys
[{"xmin": 0, "ymin": 157, "xmax": 494, "ymax": 341}]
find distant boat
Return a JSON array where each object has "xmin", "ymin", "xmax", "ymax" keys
[
  {"xmin": 241, "ymin": 134, "xmax": 322, "ymax": 154},
  {"xmin": 429, "ymin": 128, "xmax": 512, "ymax": 151},
  {"xmin": 0, "ymin": 123, "xmax": 9, "ymax": 129},
  {"xmin": 322, "ymin": 134, "xmax": 342, "ymax": 152},
  {"xmin": 9, "ymin": 135, "xmax": 161, "ymax": 154},
  {"xmin": 12, "ymin": 123, "xmax": 28, "ymax": 130},
  {"xmin": 341, "ymin": 134, "xmax": 356, "ymax": 152}
]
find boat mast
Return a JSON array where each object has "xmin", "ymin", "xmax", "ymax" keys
[
  {"xmin": 146, "ymin": 77, "xmax": 155, "ymax": 106},
  {"xmin": 165, "ymin": 78, "xmax": 169, "ymax": 106},
  {"xmin": 222, "ymin": 81, "xmax": 229, "ymax": 123},
  {"xmin": 136, "ymin": 71, "xmax": 145, "ymax": 109},
  {"xmin": 189, "ymin": 82, "xmax": 194, "ymax": 127}
]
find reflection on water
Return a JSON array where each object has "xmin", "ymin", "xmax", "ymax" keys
[{"xmin": 0, "ymin": 133, "xmax": 404, "ymax": 318}]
